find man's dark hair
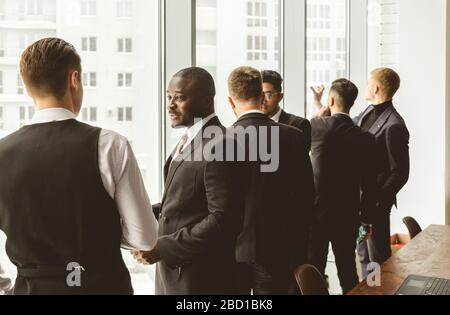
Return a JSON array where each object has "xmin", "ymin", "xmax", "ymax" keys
[
  {"xmin": 261, "ymin": 70, "xmax": 283, "ymax": 92},
  {"xmin": 173, "ymin": 67, "xmax": 216, "ymax": 98},
  {"xmin": 330, "ymin": 78, "xmax": 359, "ymax": 112}
]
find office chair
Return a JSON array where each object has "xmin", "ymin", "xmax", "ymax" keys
[
  {"xmin": 294, "ymin": 264, "xmax": 329, "ymax": 295},
  {"xmin": 402, "ymin": 216, "xmax": 423, "ymax": 240}
]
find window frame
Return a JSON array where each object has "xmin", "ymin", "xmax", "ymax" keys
[
  {"xmin": 117, "ymin": 37, "xmax": 133, "ymax": 53},
  {"xmin": 81, "ymin": 36, "xmax": 98, "ymax": 53},
  {"xmin": 0, "ymin": 106, "xmax": 4, "ymax": 130},
  {"xmin": 117, "ymin": 0, "xmax": 133, "ymax": 19},
  {"xmin": 80, "ymin": 0, "xmax": 97, "ymax": 17},
  {"xmin": 82, "ymin": 72, "xmax": 97, "ymax": 88},
  {"xmin": 81, "ymin": 106, "xmax": 98, "ymax": 122},
  {"xmin": 0, "ymin": 70, "xmax": 3, "ymax": 94},
  {"xmin": 117, "ymin": 106, "xmax": 133, "ymax": 122}
]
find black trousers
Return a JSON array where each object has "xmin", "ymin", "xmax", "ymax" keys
[
  {"xmin": 357, "ymin": 206, "xmax": 393, "ymax": 278},
  {"xmin": 309, "ymin": 222, "xmax": 359, "ymax": 294},
  {"xmin": 235, "ymin": 263, "xmax": 299, "ymax": 295}
]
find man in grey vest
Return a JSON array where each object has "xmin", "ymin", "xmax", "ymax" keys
[{"xmin": 0, "ymin": 38, "xmax": 158, "ymax": 295}]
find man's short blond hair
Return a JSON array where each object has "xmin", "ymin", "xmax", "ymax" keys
[
  {"xmin": 371, "ymin": 67, "xmax": 401, "ymax": 99},
  {"xmin": 228, "ymin": 66, "xmax": 263, "ymax": 101}
]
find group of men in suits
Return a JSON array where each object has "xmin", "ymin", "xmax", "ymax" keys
[
  {"xmin": 0, "ymin": 38, "xmax": 409, "ymax": 295},
  {"xmin": 133, "ymin": 66, "xmax": 409, "ymax": 295}
]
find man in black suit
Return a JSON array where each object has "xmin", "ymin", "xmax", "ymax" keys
[
  {"xmin": 261, "ymin": 70, "xmax": 311, "ymax": 151},
  {"xmin": 312, "ymin": 68, "xmax": 410, "ymax": 277},
  {"xmin": 134, "ymin": 67, "xmax": 242, "ymax": 295},
  {"xmin": 309, "ymin": 79, "xmax": 377, "ymax": 294},
  {"xmin": 227, "ymin": 67, "xmax": 315, "ymax": 295}
]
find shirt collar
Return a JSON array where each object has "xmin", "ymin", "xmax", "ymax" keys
[
  {"xmin": 27, "ymin": 108, "xmax": 77, "ymax": 125},
  {"xmin": 372, "ymin": 100, "xmax": 393, "ymax": 113},
  {"xmin": 333, "ymin": 112, "xmax": 351, "ymax": 118},
  {"xmin": 185, "ymin": 112, "xmax": 217, "ymax": 143},
  {"xmin": 270, "ymin": 107, "xmax": 283, "ymax": 123},
  {"xmin": 239, "ymin": 109, "xmax": 265, "ymax": 119}
]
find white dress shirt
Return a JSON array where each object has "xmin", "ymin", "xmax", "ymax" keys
[
  {"xmin": 172, "ymin": 113, "xmax": 217, "ymax": 160},
  {"xmin": 270, "ymin": 107, "xmax": 283, "ymax": 123},
  {"xmin": 0, "ymin": 263, "xmax": 12, "ymax": 295},
  {"xmin": 239, "ymin": 109, "xmax": 266, "ymax": 119},
  {"xmin": 26, "ymin": 108, "xmax": 158, "ymax": 251}
]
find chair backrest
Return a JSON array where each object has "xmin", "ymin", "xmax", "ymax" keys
[
  {"xmin": 294, "ymin": 264, "xmax": 329, "ymax": 295},
  {"xmin": 402, "ymin": 216, "xmax": 422, "ymax": 239}
]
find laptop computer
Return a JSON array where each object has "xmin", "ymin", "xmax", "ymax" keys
[{"xmin": 396, "ymin": 275, "xmax": 450, "ymax": 295}]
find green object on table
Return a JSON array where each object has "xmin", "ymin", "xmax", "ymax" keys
[{"xmin": 357, "ymin": 225, "xmax": 371, "ymax": 244}]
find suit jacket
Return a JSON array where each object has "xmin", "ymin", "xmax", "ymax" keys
[
  {"xmin": 279, "ymin": 110, "xmax": 312, "ymax": 151},
  {"xmin": 233, "ymin": 112, "xmax": 315, "ymax": 275},
  {"xmin": 155, "ymin": 116, "xmax": 243, "ymax": 295},
  {"xmin": 310, "ymin": 114, "xmax": 377, "ymax": 227},
  {"xmin": 354, "ymin": 102, "xmax": 410, "ymax": 211}
]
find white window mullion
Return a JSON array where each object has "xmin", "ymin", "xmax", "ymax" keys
[
  {"xmin": 348, "ymin": 0, "xmax": 368, "ymax": 114},
  {"xmin": 164, "ymin": 0, "xmax": 195, "ymax": 158},
  {"xmin": 283, "ymin": 0, "xmax": 306, "ymax": 117}
]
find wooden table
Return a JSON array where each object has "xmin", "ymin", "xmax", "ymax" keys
[{"xmin": 349, "ymin": 225, "xmax": 450, "ymax": 295}]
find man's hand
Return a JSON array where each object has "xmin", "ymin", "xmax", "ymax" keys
[
  {"xmin": 310, "ymin": 85, "xmax": 325, "ymax": 109},
  {"xmin": 316, "ymin": 105, "xmax": 331, "ymax": 118},
  {"xmin": 131, "ymin": 247, "xmax": 162, "ymax": 265}
]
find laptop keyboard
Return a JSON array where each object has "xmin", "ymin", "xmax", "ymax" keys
[{"xmin": 423, "ymin": 278, "xmax": 450, "ymax": 295}]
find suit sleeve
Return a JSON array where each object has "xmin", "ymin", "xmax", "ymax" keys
[
  {"xmin": 157, "ymin": 138, "xmax": 241, "ymax": 269},
  {"xmin": 298, "ymin": 119, "xmax": 312, "ymax": 152},
  {"xmin": 379, "ymin": 124, "xmax": 410, "ymax": 204},
  {"xmin": 292, "ymin": 130, "xmax": 315, "ymax": 265},
  {"xmin": 359, "ymin": 133, "xmax": 378, "ymax": 223}
]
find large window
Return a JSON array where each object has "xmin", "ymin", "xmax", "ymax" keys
[
  {"xmin": 305, "ymin": 0, "xmax": 348, "ymax": 118},
  {"xmin": 367, "ymin": 0, "xmax": 399, "ymax": 71},
  {"xmin": 196, "ymin": 0, "xmax": 282, "ymax": 127},
  {"xmin": 0, "ymin": 0, "xmax": 160, "ymax": 295},
  {"xmin": 0, "ymin": 0, "xmax": 385, "ymax": 296}
]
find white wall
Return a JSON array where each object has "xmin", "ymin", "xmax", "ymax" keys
[{"xmin": 390, "ymin": 0, "xmax": 448, "ymax": 233}]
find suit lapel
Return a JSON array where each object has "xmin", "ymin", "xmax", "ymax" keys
[
  {"xmin": 368, "ymin": 105, "xmax": 395, "ymax": 136},
  {"xmin": 163, "ymin": 149, "xmax": 175, "ymax": 181},
  {"xmin": 161, "ymin": 116, "xmax": 222, "ymax": 205},
  {"xmin": 278, "ymin": 110, "xmax": 288, "ymax": 124}
]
